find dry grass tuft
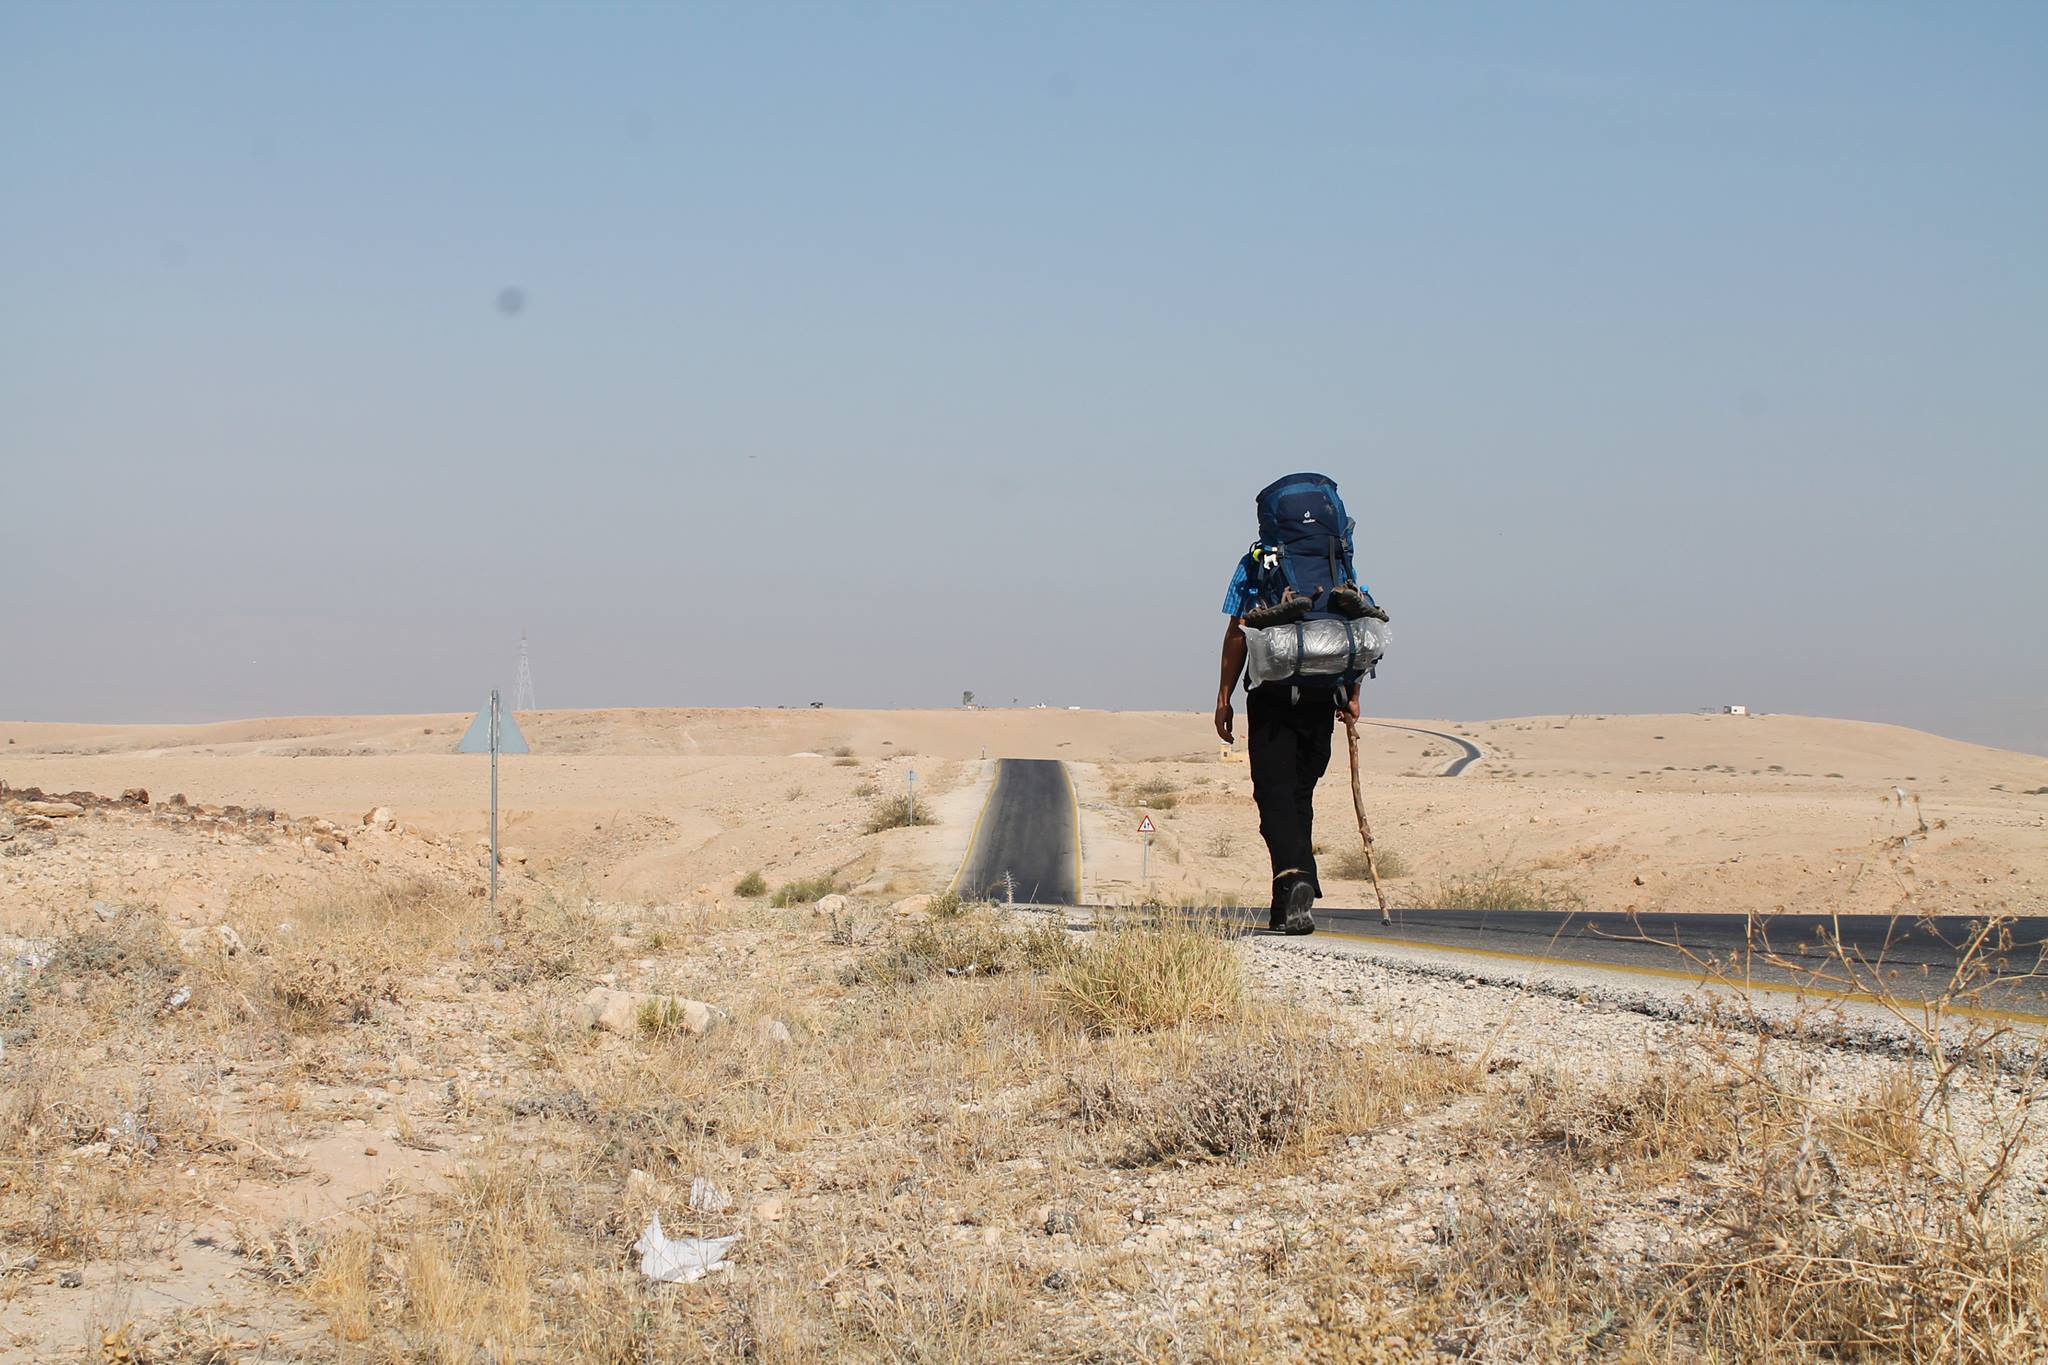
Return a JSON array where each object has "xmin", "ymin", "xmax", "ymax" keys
[
  {"xmin": 1070, "ymin": 1017, "xmax": 1479, "ymax": 1166},
  {"xmin": 1329, "ymin": 844, "xmax": 1412, "ymax": 880},
  {"xmin": 1432, "ymin": 861, "xmax": 1584, "ymax": 912},
  {"xmin": 842, "ymin": 912, "xmax": 1074, "ymax": 988},
  {"xmin": 1050, "ymin": 912, "xmax": 1245, "ymax": 1034}
]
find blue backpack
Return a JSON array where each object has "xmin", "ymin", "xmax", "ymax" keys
[
  {"xmin": 1251, "ymin": 472, "xmax": 1365, "ymax": 619},
  {"xmin": 1243, "ymin": 473, "xmax": 1384, "ymax": 689}
]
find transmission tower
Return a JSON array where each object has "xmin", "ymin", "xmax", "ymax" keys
[{"xmin": 513, "ymin": 630, "xmax": 537, "ymax": 713}]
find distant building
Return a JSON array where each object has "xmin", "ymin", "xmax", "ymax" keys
[{"xmin": 1724, "ymin": 704, "xmax": 1749, "ymax": 716}]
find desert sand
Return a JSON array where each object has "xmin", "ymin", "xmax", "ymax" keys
[
  {"xmin": 4, "ymin": 708, "xmax": 2046, "ymax": 1361},
  {"xmin": 4, "ymin": 707, "xmax": 2043, "ymax": 931}
]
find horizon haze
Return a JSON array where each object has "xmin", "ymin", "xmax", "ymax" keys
[{"xmin": 4, "ymin": 4, "xmax": 2043, "ymax": 754}]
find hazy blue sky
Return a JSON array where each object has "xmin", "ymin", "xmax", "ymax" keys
[{"xmin": 5, "ymin": 3, "xmax": 2044, "ymax": 752}]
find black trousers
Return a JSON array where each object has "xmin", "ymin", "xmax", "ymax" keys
[{"xmin": 1247, "ymin": 683, "xmax": 1336, "ymax": 903}]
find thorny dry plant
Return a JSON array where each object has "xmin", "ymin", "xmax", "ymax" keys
[{"xmin": 1591, "ymin": 903, "xmax": 2048, "ymax": 1361}]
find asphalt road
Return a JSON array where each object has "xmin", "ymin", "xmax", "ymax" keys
[
  {"xmin": 1365, "ymin": 721, "xmax": 1484, "ymax": 776},
  {"xmin": 953, "ymin": 751, "xmax": 2044, "ymax": 1015},
  {"xmin": 1226, "ymin": 905, "xmax": 2048, "ymax": 1015},
  {"xmin": 953, "ymin": 759, "xmax": 1080, "ymax": 906}
]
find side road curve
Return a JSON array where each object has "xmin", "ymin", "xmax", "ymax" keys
[{"xmin": 1366, "ymin": 721, "xmax": 1483, "ymax": 776}]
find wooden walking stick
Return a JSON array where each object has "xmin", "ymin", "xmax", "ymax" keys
[{"xmin": 1340, "ymin": 711, "xmax": 1392, "ymax": 925}]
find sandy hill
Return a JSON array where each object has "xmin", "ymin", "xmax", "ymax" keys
[{"xmin": 3, "ymin": 709, "xmax": 2043, "ymax": 929}]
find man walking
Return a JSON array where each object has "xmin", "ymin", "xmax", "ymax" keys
[{"xmin": 1213, "ymin": 474, "xmax": 1380, "ymax": 935}]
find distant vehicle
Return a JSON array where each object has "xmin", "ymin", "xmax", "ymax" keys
[{"xmin": 809, "ymin": 701, "xmax": 824, "ymax": 709}]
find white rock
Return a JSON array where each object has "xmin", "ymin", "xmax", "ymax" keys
[
  {"xmin": 756, "ymin": 1018, "xmax": 793, "ymax": 1045},
  {"xmin": 814, "ymin": 893, "xmax": 850, "ymax": 914}
]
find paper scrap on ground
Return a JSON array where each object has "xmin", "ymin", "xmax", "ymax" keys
[
  {"xmin": 689, "ymin": 1176, "xmax": 732, "ymax": 1212},
  {"xmin": 634, "ymin": 1216, "xmax": 739, "ymax": 1284}
]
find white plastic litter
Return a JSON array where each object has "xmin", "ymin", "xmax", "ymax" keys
[
  {"xmin": 634, "ymin": 1216, "xmax": 738, "ymax": 1284},
  {"xmin": 1242, "ymin": 616, "xmax": 1390, "ymax": 689},
  {"xmin": 688, "ymin": 1176, "xmax": 732, "ymax": 1213}
]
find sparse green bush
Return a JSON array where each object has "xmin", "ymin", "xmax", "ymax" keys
[
  {"xmin": 733, "ymin": 871, "xmax": 768, "ymax": 898},
  {"xmin": 771, "ymin": 874, "xmax": 841, "ymax": 908},
  {"xmin": 862, "ymin": 794, "xmax": 936, "ymax": 834},
  {"xmin": 927, "ymin": 889, "xmax": 965, "ymax": 918}
]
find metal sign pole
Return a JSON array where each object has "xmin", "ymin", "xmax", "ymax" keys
[
  {"xmin": 907, "ymin": 768, "xmax": 917, "ymax": 826},
  {"xmin": 489, "ymin": 688, "xmax": 500, "ymax": 913},
  {"xmin": 1141, "ymin": 830, "xmax": 1149, "ymax": 885}
]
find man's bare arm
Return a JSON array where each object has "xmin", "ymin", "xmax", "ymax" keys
[{"xmin": 1215, "ymin": 617, "xmax": 1247, "ymax": 743}]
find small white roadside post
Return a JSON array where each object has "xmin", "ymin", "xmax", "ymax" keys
[
  {"xmin": 1138, "ymin": 813, "xmax": 1155, "ymax": 886},
  {"xmin": 906, "ymin": 768, "xmax": 918, "ymax": 826}
]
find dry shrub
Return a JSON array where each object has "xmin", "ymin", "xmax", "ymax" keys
[
  {"xmin": 1520, "ymin": 1050, "xmax": 1787, "ymax": 1179},
  {"xmin": 1632, "ymin": 913, "xmax": 2048, "ymax": 1361},
  {"xmin": 1146, "ymin": 1037, "xmax": 1333, "ymax": 1160},
  {"xmin": 1416, "ymin": 1177, "xmax": 1651, "ymax": 1363},
  {"xmin": 1431, "ymin": 862, "xmax": 1584, "ymax": 912},
  {"xmin": 842, "ymin": 913, "xmax": 1073, "ymax": 989},
  {"xmin": 10, "ymin": 910, "xmax": 186, "ymax": 1025},
  {"xmin": 482, "ymin": 890, "xmax": 607, "ymax": 987},
  {"xmin": 238, "ymin": 878, "xmax": 466, "ymax": 1031},
  {"xmin": 95, "ymin": 1314, "xmax": 239, "ymax": 1365},
  {"xmin": 732, "ymin": 870, "xmax": 768, "ymax": 898},
  {"xmin": 303, "ymin": 1236, "xmax": 376, "ymax": 1342},
  {"xmin": 1050, "ymin": 912, "xmax": 1244, "ymax": 1034},
  {"xmin": 1826, "ymin": 1068, "xmax": 1927, "ymax": 1172},
  {"xmin": 1666, "ymin": 1122, "xmax": 2048, "ymax": 1362},
  {"xmin": 861, "ymin": 793, "xmax": 937, "ymax": 833},
  {"xmin": 1329, "ymin": 845, "xmax": 1412, "ymax": 880},
  {"xmin": 1072, "ymin": 1019, "xmax": 1477, "ymax": 1164}
]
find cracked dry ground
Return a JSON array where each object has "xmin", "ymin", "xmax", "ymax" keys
[{"xmin": 4, "ymin": 878, "xmax": 2046, "ymax": 1363}]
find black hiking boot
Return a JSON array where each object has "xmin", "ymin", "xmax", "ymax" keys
[
  {"xmin": 1281, "ymin": 879, "xmax": 1316, "ymax": 936},
  {"xmin": 1328, "ymin": 586, "xmax": 1389, "ymax": 622},
  {"xmin": 1243, "ymin": 593, "xmax": 1312, "ymax": 628}
]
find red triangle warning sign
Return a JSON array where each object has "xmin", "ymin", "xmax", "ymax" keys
[{"xmin": 1137, "ymin": 815, "xmax": 1155, "ymax": 834}]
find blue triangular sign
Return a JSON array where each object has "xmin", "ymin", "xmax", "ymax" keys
[{"xmin": 456, "ymin": 702, "xmax": 530, "ymax": 754}]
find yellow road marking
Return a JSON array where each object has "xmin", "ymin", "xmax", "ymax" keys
[
  {"xmin": 1065, "ymin": 761, "xmax": 1083, "ymax": 900},
  {"xmin": 947, "ymin": 760, "xmax": 1004, "ymax": 895},
  {"xmin": 1308, "ymin": 925, "xmax": 2048, "ymax": 1027}
]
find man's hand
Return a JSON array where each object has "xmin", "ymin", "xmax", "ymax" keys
[
  {"xmin": 1342, "ymin": 688, "xmax": 1362, "ymax": 723},
  {"xmin": 1216, "ymin": 618, "xmax": 1247, "ymax": 746}
]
